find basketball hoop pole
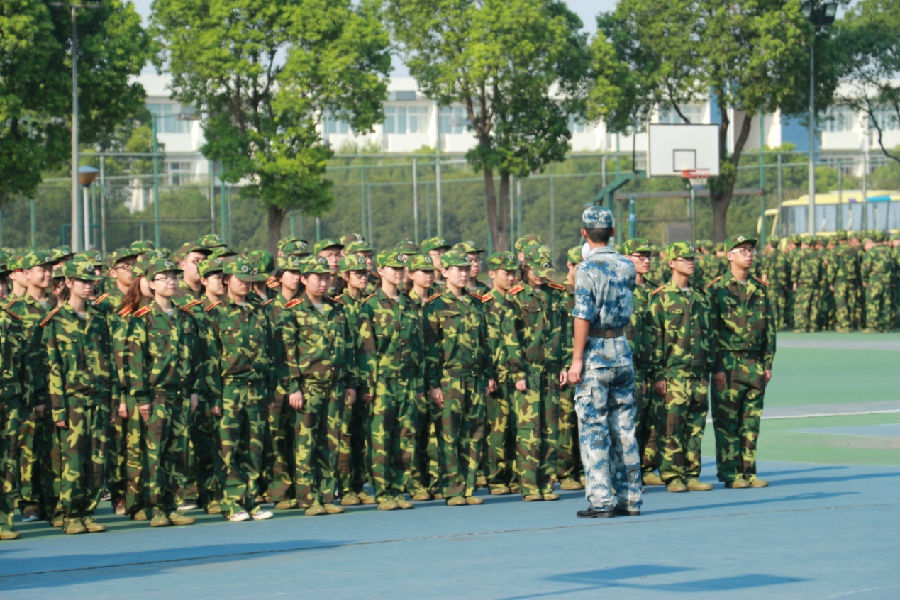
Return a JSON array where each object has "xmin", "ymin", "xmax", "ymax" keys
[{"xmin": 681, "ymin": 169, "xmax": 709, "ymax": 245}]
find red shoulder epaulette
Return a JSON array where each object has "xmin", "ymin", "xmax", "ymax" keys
[
  {"xmin": 362, "ymin": 293, "xmax": 376, "ymax": 304},
  {"xmin": 266, "ymin": 275, "xmax": 279, "ymax": 289},
  {"xmin": 547, "ymin": 282, "xmax": 566, "ymax": 291},
  {"xmin": 468, "ymin": 291, "xmax": 486, "ymax": 302},
  {"xmin": 650, "ymin": 284, "xmax": 666, "ymax": 296},
  {"xmin": 39, "ymin": 304, "xmax": 63, "ymax": 328},
  {"xmin": 134, "ymin": 306, "xmax": 152, "ymax": 318},
  {"xmin": 2, "ymin": 307, "xmax": 22, "ymax": 321},
  {"xmin": 262, "ymin": 298, "xmax": 275, "ymax": 306},
  {"xmin": 180, "ymin": 298, "xmax": 203, "ymax": 312},
  {"xmin": 706, "ymin": 275, "xmax": 723, "ymax": 289},
  {"xmin": 508, "ymin": 283, "xmax": 524, "ymax": 295},
  {"xmin": 3, "ymin": 298, "xmax": 19, "ymax": 311},
  {"xmin": 425, "ymin": 293, "xmax": 441, "ymax": 304},
  {"xmin": 752, "ymin": 276, "xmax": 768, "ymax": 287},
  {"xmin": 481, "ymin": 293, "xmax": 494, "ymax": 303},
  {"xmin": 285, "ymin": 298, "xmax": 303, "ymax": 309},
  {"xmin": 93, "ymin": 293, "xmax": 110, "ymax": 305},
  {"xmin": 118, "ymin": 306, "xmax": 133, "ymax": 318},
  {"xmin": 204, "ymin": 300, "xmax": 222, "ymax": 312}
]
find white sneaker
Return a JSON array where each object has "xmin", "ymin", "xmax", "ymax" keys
[
  {"xmin": 178, "ymin": 501, "xmax": 199, "ymax": 511},
  {"xmin": 228, "ymin": 510, "xmax": 251, "ymax": 522},
  {"xmin": 252, "ymin": 509, "xmax": 273, "ymax": 521}
]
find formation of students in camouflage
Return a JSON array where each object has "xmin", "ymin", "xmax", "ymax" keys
[{"xmin": 0, "ymin": 221, "xmax": 892, "ymax": 538}]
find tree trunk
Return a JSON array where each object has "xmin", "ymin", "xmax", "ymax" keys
[
  {"xmin": 710, "ymin": 193, "xmax": 732, "ymax": 243},
  {"xmin": 709, "ymin": 108, "xmax": 755, "ymax": 242},
  {"xmin": 483, "ymin": 166, "xmax": 510, "ymax": 253},
  {"xmin": 267, "ymin": 204, "xmax": 284, "ymax": 257}
]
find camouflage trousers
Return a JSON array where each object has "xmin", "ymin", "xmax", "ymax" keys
[
  {"xmin": 339, "ymin": 393, "xmax": 370, "ymax": 496},
  {"xmin": 0, "ymin": 398, "xmax": 19, "ymax": 532},
  {"xmin": 573, "ymin": 364, "xmax": 642, "ymax": 511},
  {"xmin": 485, "ymin": 382, "xmax": 514, "ymax": 490},
  {"xmin": 292, "ymin": 381, "xmax": 343, "ymax": 507},
  {"xmin": 864, "ymin": 279, "xmax": 891, "ymax": 331},
  {"xmin": 56, "ymin": 402, "xmax": 108, "ymax": 519},
  {"xmin": 438, "ymin": 373, "xmax": 485, "ymax": 499},
  {"xmin": 712, "ymin": 354, "xmax": 766, "ymax": 483},
  {"xmin": 420, "ymin": 395, "xmax": 441, "ymax": 496},
  {"xmin": 793, "ymin": 285, "xmax": 818, "ymax": 331},
  {"xmin": 552, "ymin": 371, "xmax": 581, "ymax": 482},
  {"xmin": 833, "ymin": 282, "xmax": 856, "ymax": 330},
  {"xmin": 369, "ymin": 376, "xmax": 417, "ymax": 500},
  {"xmin": 658, "ymin": 376, "xmax": 709, "ymax": 483},
  {"xmin": 190, "ymin": 404, "xmax": 222, "ymax": 508},
  {"xmin": 106, "ymin": 411, "xmax": 127, "ymax": 504},
  {"xmin": 128, "ymin": 393, "xmax": 189, "ymax": 515},
  {"xmin": 266, "ymin": 397, "xmax": 294, "ymax": 503},
  {"xmin": 633, "ymin": 372, "xmax": 660, "ymax": 475},
  {"xmin": 218, "ymin": 380, "xmax": 267, "ymax": 517},
  {"xmin": 514, "ymin": 370, "xmax": 558, "ymax": 497},
  {"xmin": 18, "ymin": 398, "xmax": 58, "ymax": 518}
]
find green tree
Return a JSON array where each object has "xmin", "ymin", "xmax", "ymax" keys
[
  {"xmin": 384, "ymin": 0, "xmax": 592, "ymax": 252},
  {"xmin": 0, "ymin": 0, "xmax": 148, "ymax": 207},
  {"xmin": 151, "ymin": 0, "xmax": 390, "ymax": 254},
  {"xmin": 832, "ymin": 0, "xmax": 900, "ymax": 164},
  {"xmin": 594, "ymin": 0, "xmax": 812, "ymax": 242}
]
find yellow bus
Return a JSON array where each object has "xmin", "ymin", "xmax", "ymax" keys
[{"xmin": 759, "ymin": 190, "xmax": 900, "ymax": 238}]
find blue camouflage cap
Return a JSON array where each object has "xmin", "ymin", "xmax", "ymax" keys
[{"xmin": 582, "ymin": 205, "xmax": 613, "ymax": 228}]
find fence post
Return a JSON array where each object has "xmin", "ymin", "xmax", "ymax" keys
[
  {"xmin": 412, "ymin": 157, "xmax": 419, "ymax": 243},
  {"xmin": 550, "ymin": 176, "xmax": 556, "ymax": 259},
  {"xmin": 776, "ymin": 152, "xmax": 783, "ymax": 237},
  {"xmin": 360, "ymin": 164, "xmax": 367, "ymax": 238},
  {"xmin": 100, "ymin": 156, "xmax": 107, "ymax": 255}
]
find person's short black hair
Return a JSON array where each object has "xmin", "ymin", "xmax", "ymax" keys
[{"xmin": 583, "ymin": 227, "xmax": 613, "ymax": 244}]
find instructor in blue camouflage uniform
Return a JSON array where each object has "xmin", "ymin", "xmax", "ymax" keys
[{"xmin": 566, "ymin": 206, "xmax": 642, "ymax": 519}]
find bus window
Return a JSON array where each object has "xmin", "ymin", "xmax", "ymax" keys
[
  {"xmin": 815, "ymin": 205, "xmax": 837, "ymax": 232},
  {"xmin": 843, "ymin": 203, "xmax": 863, "ymax": 231}
]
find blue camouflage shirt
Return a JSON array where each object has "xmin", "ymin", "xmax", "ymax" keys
[{"xmin": 572, "ymin": 245, "xmax": 636, "ymax": 369}]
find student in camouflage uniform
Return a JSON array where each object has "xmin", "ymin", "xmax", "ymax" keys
[
  {"xmin": 280, "ymin": 257, "xmax": 355, "ymax": 516},
  {"xmin": 1, "ymin": 264, "xmax": 27, "ymax": 540},
  {"xmin": 210, "ymin": 258, "xmax": 275, "ymax": 522},
  {"xmin": 860, "ymin": 234, "xmax": 893, "ymax": 332},
  {"xmin": 709, "ymin": 235, "xmax": 776, "ymax": 489},
  {"xmin": 421, "ymin": 237, "xmax": 451, "ymax": 290},
  {"xmin": 424, "ymin": 249, "xmax": 493, "ymax": 506},
  {"xmin": 358, "ymin": 251, "xmax": 423, "ymax": 510},
  {"xmin": 453, "ymin": 240, "xmax": 490, "ymax": 297},
  {"xmin": 648, "ymin": 243, "xmax": 716, "ymax": 493},
  {"xmin": 558, "ymin": 246, "xmax": 585, "ymax": 490},
  {"xmin": 621, "ymin": 238, "xmax": 662, "ymax": 486},
  {"xmin": 567, "ymin": 206, "xmax": 642, "ymax": 519},
  {"xmin": 44, "ymin": 260, "xmax": 114, "ymax": 534},
  {"xmin": 122, "ymin": 258, "xmax": 200, "ymax": 527},
  {"xmin": 7, "ymin": 250, "xmax": 58, "ymax": 524},
  {"xmin": 792, "ymin": 236, "xmax": 819, "ymax": 332}
]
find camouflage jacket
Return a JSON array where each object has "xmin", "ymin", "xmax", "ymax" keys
[
  {"xmin": 44, "ymin": 303, "xmax": 114, "ymax": 422},
  {"xmin": 211, "ymin": 297, "xmax": 274, "ymax": 401},
  {"xmin": 507, "ymin": 282, "xmax": 560, "ymax": 368},
  {"xmin": 861, "ymin": 245, "xmax": 893, "ymax": 284},
  {"xmin": 708, "ymin": 271, "xmax": 776, "ymax": 371},
  {"xmin": 0, "ymin": 307, "xmax": 29, "ymax": 407},
  {"xmin": 647, "ymin": 281, "xmax": 717, "ymax": 381},
  {"xmin": 123, "ymin": 300, "xmax": 201, "ymax": 408},
  {"xmin": 423, "ymin": 289, "xmax": 490, "ymax": 389},
  {"xmin": 481, "ymin": 288, "xmax": 525, "ymax": 384},
  {"xmin": 358, "ymin": 288, "xmax": 424, "ymax": 393},
  {"xmin": 625, "ymin": 278, "xmax": 656, "ymax": 373},
  {"xmin": 5, "ymin": 293, "xmax": 56, "ymax": 401},
  {"xmin": 279, "ymin": 295, "xmax": 354, "ymax": 394}
]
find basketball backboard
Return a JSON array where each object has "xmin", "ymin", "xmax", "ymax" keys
[{"xmin": 648, "ymin": 123, "xmax": 720, "ymax": 177}]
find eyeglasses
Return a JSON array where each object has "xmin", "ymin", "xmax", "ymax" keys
[
  {"xmin": 152, "ymin": 273, "xmax": 178, "ymax": 282},
  {"xmin": 630, "ymin": 254, "xmax": 651, "ymax": 260},
  {"xmin": 730, "ymin": 247, "xmax": 757, "ymax": 256}
]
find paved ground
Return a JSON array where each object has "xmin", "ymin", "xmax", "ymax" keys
[{"xmin": 1, "ymin": 332, "xmax": 897, "ymax": 599}]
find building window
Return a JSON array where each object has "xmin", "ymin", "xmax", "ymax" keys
[
  {"xmin": 439, "ymin": 105, "xmax": 470, "ymax": 134},
  {"xmin": 323, "ymin": 114, "xmax": 350, "ymax": 135},
  {"xmin": 568, "ymin": 115, "xmax": 594, "ymax": 134},
  {"xmin": 168, "ymin": 161, "xmax": 192, "ymax": 185},
  {"xmin": 870, "ymin": 105, "xmax": 899, "ymax": 131},
  {"xmin": 657, "ymin": 104, "xmax": 704, "ymax": 124},
  {"xmin": 384, "ymin": 105, "xmax": 428, "ymax": 134},
  {"xmin": 147, "ymin": 103, "xmax": 192, "ymax": 134},
  {"xmin": 822, "ymin": 105, "xmax": 856, "ymax": 132}
]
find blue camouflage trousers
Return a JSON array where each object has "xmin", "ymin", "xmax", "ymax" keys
[{"xmin": 574, "ymin": 365, "xmax": 642, "ymax": 511}]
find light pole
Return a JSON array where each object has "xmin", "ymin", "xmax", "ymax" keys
[
  {"xmin": 801, "ymin": 0, "xmax": 837, "ymax": 235},
  {"xmin": 78, "ymin": 166, "xmax": 99, "ymax": 249}
]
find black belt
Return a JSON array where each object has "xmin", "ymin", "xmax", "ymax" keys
[{"xmin": 588, "ymin": 327, "xmax": 624, "ymax": 338}]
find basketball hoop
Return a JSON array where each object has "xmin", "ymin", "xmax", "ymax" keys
[{"xmin": 682, "ymin": 168, "xmax": 711, "ymax": 188}]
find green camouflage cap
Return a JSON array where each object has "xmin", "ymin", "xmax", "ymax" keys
[
  {"xmin": 621, "ymin": 238, "xmax": 652, "ymax": 255},
  {"xmin": 438, "ymin": 249, "xmax": 469, "ymax": 268},
  {"xmin": 486, "ymin": 251, "xmax": 518, "ymax": 271},
  {"xmin": 108, "ymin": 247, "xmax": 141, "ymax": 267},
  {"xmin": 19, "ymin": 250, "xmax": 56, "ymax": 270},
  {"xmin": 277, "ymin": 253, "xmax": 305, "ymax": 272},
  {"xmin": 72, "ymin": 250, "xmax": 104, "ymax": 267},
  {"xmin": 407, "ymin": 253, "xmax": 436, "ymax": 272},
  {"xmin": 393, "ymin": 240, "xmax": 419, "ymax": 253},
  {"xmin": 145, "ymin": 258, "xmax": 183, "ymax": 280},
  {"xmin": 281, "ymin": 238, "xmax": 311, "ymax": 257},
  {"xmin": 300, "ymin": 256, "xmax": 333, "ymax": 275},
  {"xmin": 523, "ymin": 243, "xmax": 552, "ymax": 265},
  {"xmin": 198, "ymin": 254, "xmax": 226, "ymax": 278},
  {"xmin": 835, "ymin": 229, "xmax": 848, "ymax": 241},
  {"xmin": 51, "ymin": 247, "xmax": 75, "ymax": 263},
  {"xmin": 514, "ymin": 234, "xmax": 543, "ymax": 253},
  {"xmin": 566, "ymin": 246, "xmax": 583, "ymax": 265},
  {"xmin": 725, "ymin": 234, "xmax": 758, "ymax": 252},
  {"xmin": 339, "ymin": 253, "xmax": 369, "ymax": 272},
  {"xmin": 130, "ymin": 240, "xmax": 156, "ymax": 253},
  {"xmin": 453, "ymin": 240, "xmax": 484, "ymax": 254},
  {"xmin": 345, "ymin": 240, "xmax": 375, "ymax": 254},
  {"xmin": 246, "ymin": 250, "xmax": 275, "ymax": 275},
  {"xmin": 313, "ymin": 238, "xmax": 343, "ymax": 255},
  {"xmin": 420, "ymin": 236, "xmax": 451, "ymax": 254},
  {"xmin": 664, "ymin": 241, "xmax": 696, "ymax": 261},
  {"xmin": 197, "ymin": 233, "xmax": 227, "ymax": 250},
  {"xmin": 527, "ymin": 256, "xmax": 555, "ymax": 279},
  {"xmin": 223, "ymin": 257, "xmax": 265, "ymax": 282},
  {"xmin": 210, "ymin": 246, "xmax": 238, "ymax": 259},
  {"xmin": 340, "ymin": 232, "xmax": 367, "ymax": 247},
  {"xmin": 62, "ymin": 259, "xmax": 103, "ymax": 281},
  {"xmin": 173, "ymin": 241, "xmax": 211, "ymax": 263},
  {"xmin": 376, "ymin": 250, "xmax": 407, "ymax": 269}
]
